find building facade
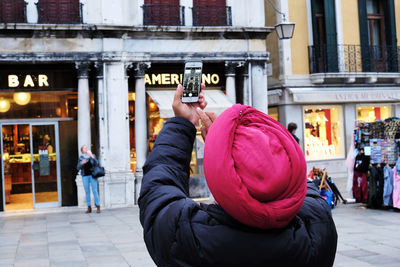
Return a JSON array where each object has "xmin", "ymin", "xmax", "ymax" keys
[
  {"xmin": 267, "ymin": 0, "xmax": 400, "ymax": 179},
  {"xmin": 0, "ymin": 0, "xmax": 271, "ymax": 211}
]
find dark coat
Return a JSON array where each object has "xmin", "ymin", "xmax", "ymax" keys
[
  {"xmin": 76, "ymin": 155, "xmax": 98, "ymax": 176},
  {"xmin": 354, "ymin": 154, "xmax": 370, "ymax": 173},
  {"xmin": 139, "ymin": 117, "xmax": 338, "ymax": 267}
]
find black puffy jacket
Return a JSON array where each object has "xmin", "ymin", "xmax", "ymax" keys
[{"xmin": 139, "ymin": 117, "xmax": 337, "ymax": 267}]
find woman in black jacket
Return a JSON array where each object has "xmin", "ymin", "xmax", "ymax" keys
[
  {"xmin": 77, "ymin": 145, "xmax": 100, "ymax": 213},
  {"xmin": 139, "ymin": 85, "xmax": 337, "ymax": 266}
]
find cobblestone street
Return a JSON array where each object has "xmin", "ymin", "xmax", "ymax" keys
[{"xmin": 0, "ymin": 201, "xmax": 399, "ymax": 266}]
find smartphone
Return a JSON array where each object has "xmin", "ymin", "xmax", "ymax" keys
[{"xmin": 182, "ymin": 61, "xmax": 203, "ymax": 103}]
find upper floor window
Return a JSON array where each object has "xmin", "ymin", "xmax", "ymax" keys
[
  {"xmin": 309, "ymin": 0, "xmax": 338, "ymax": 73},
  {"xmin": 192, "ymin": 0, "xmax": 232, "ymax": 26},
  {"xmin": 36, "ymin": 0, "xmax": 82, "ymax": 24},
  {"xmin": 0, "ymin": 0, "xmax": 26, "ymax": 23},
  {"xmin": 142, "ymin": 0, "xmax": 184, "ymax": 26},
  {"xmin": 358, "ymin": 0, "xmax": 398, "ymax": 72}
]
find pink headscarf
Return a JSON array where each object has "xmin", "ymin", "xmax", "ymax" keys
[{"xmin": 204, "ymin": 104, "xmax": 307, "ymax": 229}]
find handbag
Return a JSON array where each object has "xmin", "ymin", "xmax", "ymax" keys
[{"xmin": 91, "ymin": 163, "xmax": 105, "ymax": 178}]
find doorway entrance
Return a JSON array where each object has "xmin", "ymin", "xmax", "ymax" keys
[{"xmin": 2, "ymin": 122, "xmax": 60, "ymax": 210}]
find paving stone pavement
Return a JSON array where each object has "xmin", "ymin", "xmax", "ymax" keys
[
  {"xmin": 0, "ymin": 207, "xmax": 155, "ymax": 267},
  {"xmin": 0, "ymin": 202, "xmax": 399, "ymax": 266}
]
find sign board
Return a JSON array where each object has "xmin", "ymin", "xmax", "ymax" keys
[{"xmin": 0, "ymin": 66, "xmax": 77, "ymax": 90}]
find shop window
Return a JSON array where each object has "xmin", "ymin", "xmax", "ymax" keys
[
  {"xmin": 268, "ymin": 107, "xmax": 279, "ymax": 121},
  {"xmin": 303, "ymin": 105, "xmax": 344, "ymax": 161},
  {"xmin": 0, "ymin": 92, "xmax": 77, "ymax": 119},
  {"xmin": 357, "ymin": 105, "xmax": 391, "ymax": 123}
]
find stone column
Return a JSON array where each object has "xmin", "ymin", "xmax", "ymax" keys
[
  {"xmin": 94, "ymin": 62, "xmax": 106, "ymax": 166},
  {"xmin": 94, "ymin": 62, "xmax": 106, "ymax": 208},
  {"xmin": 225, "ymin": 61, "xmax": 238, "ymax": 104},
  {"xmin": 96, "ymin": 62, "xmax": 135, "ymax": 208},
  {"xmin": 75, "ymin": 62, "xmax": 92, "ymax": 208},
  {"xmin": 76, "ymin": 62, "xmax": 91, "ymax": 152},
  {"xmin": 250, "ymin": 61, "xmax": 268, "ymax": 114},
  {"xmin": 134, "ymin": 62, "xmax": 151, "ymax": 203},
  {"xmin": 242, "ymin": 62, "xmax": 250, "ymax": 106}
]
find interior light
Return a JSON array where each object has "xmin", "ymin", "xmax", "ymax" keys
[
  {"xmin": 13, "ymin": 92, "xmax": 31, "ymax": 106},
  {"xmin": 0, "ymin": 98, "xmax": 11, "ymax": 113},
  {"xmin": 149, "ymin": 102, "xmax": 157, "ymax": 111}
]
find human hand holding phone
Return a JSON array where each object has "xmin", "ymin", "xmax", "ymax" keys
[{"xmin": 172, "ymin": 84, "xmax": 207, "ymax": 126}]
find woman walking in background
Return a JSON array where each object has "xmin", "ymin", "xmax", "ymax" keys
[{"xmin": 77, "ymin": 145, "xmax": 101, "ymax": 213}]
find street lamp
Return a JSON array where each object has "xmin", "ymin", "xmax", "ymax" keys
[
  {"xmin": 267, "ymin": 0, "xmax": 295, "ymax": 40},
  {"xmin": 275, "ymin": 21, "xmax": 295, "ymax": 40}
]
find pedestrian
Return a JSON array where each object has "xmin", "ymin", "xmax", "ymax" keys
[
  {"xmin": 77, "ymin": 145, "xmax": 100, "ymax": 213},
  {"xmin": 288, "ymin": 122, "xmax": 300, "ymax": 143},
  {"xmin": 139, "ymin": 85, "xmax": 337, "ymax": 266}
]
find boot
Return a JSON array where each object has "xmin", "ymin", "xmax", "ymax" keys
[
  {"xmin": 96, "ymin": 205, "xmax": 101, "ymax": 213},
  {"xmin": 85, "ymin": 206, "xmax": 92, "ymax": 213}
]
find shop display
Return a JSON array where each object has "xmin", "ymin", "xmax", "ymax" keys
[
  {"xmin": 303, "ymin": 106, "xmax": 344, "ymax": 160},
  {"xmin": 351, "ymin": 118, "xmax": 400, "ymax": 210},
  {"xmin": 357, "ymin": 105, "xmax": 391, "ymax": 123}
]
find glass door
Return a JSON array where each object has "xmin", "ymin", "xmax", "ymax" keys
[
  {"xmin": 31, "ymin": 123, "xmax": 60, "ymax": 208},
  {"xmin": 2, "ymin": 124, "xmax": 33, "ymax": 211}
]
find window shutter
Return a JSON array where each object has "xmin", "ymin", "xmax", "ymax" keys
[
  {"xmin": 310, "ymin": 0, "xmax": 320, "ymax": 45},
  {"xmin": 0, "ymin": 0, "xmax": 25, "ymax": 23},
  {"xmin": 383, "ymin": 0, "xmax": 398, "ymax": 71},
  {"xmin": 358, "ymin": 0, "xmax": 371, "ymax": 71},
  {"xmin": 38, "ymin": 0, "xmax": 80, "ymax": 24},
  {"xmin": 323, "ymin": 0, "xmax": 338, "ymax": 72},
  {"xmin": 193, "ymin": 0, "xmax": 227, "ymax": 26},
  {"xmin": 144, "ymin": 0, "xmax": 180, "ymax": 25}
]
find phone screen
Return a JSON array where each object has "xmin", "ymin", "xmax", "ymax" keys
[{"xmin": 183, "ymin": 67, "xmax": 201, "ymax": 98}]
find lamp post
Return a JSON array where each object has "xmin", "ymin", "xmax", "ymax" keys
[{"xmin": 268, "ymin": 0, "xmax": 295, "ymax": 40}]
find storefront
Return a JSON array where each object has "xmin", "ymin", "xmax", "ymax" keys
[
  {"xmin": 0, "ymin": 64, "xmax": 82, "ymax": 211},
  {"xmin": 128, "ymin": 62, "xmax": 232, "ymax": 198},
  {"xmin": 269, "ymin": 87, "xmax": 400, "ymax": 178}
]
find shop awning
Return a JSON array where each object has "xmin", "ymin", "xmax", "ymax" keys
[{"xmin": 147, "ymin": 90, "xmax": 233, "ymax": 118}]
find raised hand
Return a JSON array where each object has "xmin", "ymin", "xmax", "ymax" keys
[{"xmin": 172, "ymin": 84, "xmax": 207, "ymax": 126}]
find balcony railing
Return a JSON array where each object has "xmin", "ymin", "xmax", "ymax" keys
[
  {"xmin": 309, "ymin": 45, "xmax": 400, "ymax": 73},
  {"xmin": 36, "ymin": 1, "xmax": 83, "ymax": 24},
  {"xmin": 192, "ymin": 6, "xmax": 232, "ymax": 26},
  {"xmin": 0, "ymin": 0, "xmax": 27, "ymax": 23},
  {"xmin": 142, "ymin": 4, "xmax": 184, "ymax": 26}
]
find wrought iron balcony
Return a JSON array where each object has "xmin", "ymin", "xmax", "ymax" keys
[
  {"xmin": 36, "ymin": 1, "xmax": 83, "ymax": 24},
  {"xmin": 0, "ymin": 0, "xmax": 27, "ymax": 23},
  {"xmin": 309, "ymin": 44, "xmax": 400, "ymax": 74},
  {"xmin": 142, "ymin": 4, "xmax": 185, "ymax": 26},
  {"xmin": 192, "ymin": 6, "xmax": 232, "ymax": 26}
]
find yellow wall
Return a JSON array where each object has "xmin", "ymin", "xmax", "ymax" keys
[
  {"xmin": 341, "ymin": 0, "xmax": 360, "ymax": 45},
  {"xmin": 396, "ymin": 0, "xmax": 400, "ymax": 46},
  {"xmin": 265, "ymin": 0, "xmax": 280, "ymax": 81},
  {"xmin": 289, "ymin": 0, "xmax": 310, "ymax": 75}
]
